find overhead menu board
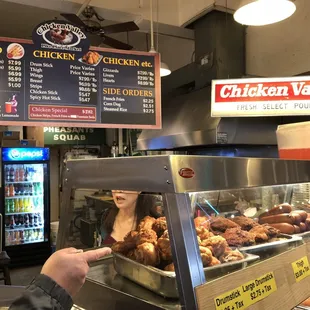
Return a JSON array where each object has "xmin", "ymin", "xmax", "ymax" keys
[
  {"xmin": 0, "ymin": 30, "xmax": 161, "ymax": 129},
  {"xmin": 211, "ymin": 76, "xmax": 310, "ymax": 117}
]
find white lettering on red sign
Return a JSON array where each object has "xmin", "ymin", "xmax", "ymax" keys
[{"xmin": 211, "ymin": 77, "xmax": 310, "ymax": 117}]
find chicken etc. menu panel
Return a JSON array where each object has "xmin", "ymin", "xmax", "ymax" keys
[{"xmin": 0, "ymin": 38, "xmax": 161, "ymax": 129}]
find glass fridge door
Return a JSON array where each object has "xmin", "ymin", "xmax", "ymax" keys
[{"xmin": 4, "ymin": 163, "xmax": 46, "ymax": 246}]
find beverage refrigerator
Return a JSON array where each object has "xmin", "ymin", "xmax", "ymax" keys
[{"xmin": 1, "ymin": 147, "xmax": 51, "ymax": 267}]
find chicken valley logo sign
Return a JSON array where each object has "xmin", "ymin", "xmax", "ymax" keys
[
  {"xmin": 211, "ymin": 76, "xmax": 310, "ymax": 117},
  {"xmin": 32, "ymin": 20, "xmax": 90, "ymax": 55}
]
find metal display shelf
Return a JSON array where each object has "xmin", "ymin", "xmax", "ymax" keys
[{"xmin": 57, "ymin": 155, "xmax": 310, "ymax": 310}]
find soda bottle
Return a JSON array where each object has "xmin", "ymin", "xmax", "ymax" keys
[
  {"xmin": 18, "ymin": 214, "xmax": 24, "ymax": 226},
  {"xmin": 14, "ymin": 215, "xmax": 19, "ymax": 226},
  {"xmin": 15, "ymin": 198, "xmax": 20, "ymax": 212},
  {"xmin": 5, "ymin": 215, "xmax": 10, "ymax": 227},
  {"xmin": 34, "ymin": 213, "xmax": 38, "ymax": 227},
  {"xmin": 9, "ymin": 215, "xmax": 15, "ymax": 229},
  {"xmin": 20, "ymin": 198, "xmax": 24, "ymax": 212},
  {"xmin": 19, "ymin": 166, "xmax": 24, "ymax": 182},
  {"xmin": 24, "ymin": 214, "xmax": 29, "ymax": 228},
  {"xmin": 9, "ymin": 166, "xmax": 14, "ymax": 182},
  {"xmin": 9, "ymin": 184, "xmax": 14, "ymax": 197},
  {"xmin": 29, "ymin": 183, "xmax": 33, "ymax": 196},
  {"xmin": 11, "ymin": 199, "xmax": 15, "ymax": 213},
  {"xmin": 24, "ymin": 167, "xmax": 29, "ymax": 182},
  {"xmin": 5, "ymin": 166, "xmax": 10, "ymax": 182},
  {"xmin": 5, "ymin": 185, "xmax": 9, "ymax": 197},
  {"xmin": 29, "ymin": 213, "xmax": 34, "ymax": 227},
  {"xmin": 5, "ymin": 231, "xmax": 9, "ymax": 245},
  {"xmin": 14, "ymin": 168, "xmax": 19, "ymax": 182},
  {"xmin": 22, "ymin": 198, "xmax": 27, "ymax": 211},
  {"xmin": 38, "ymin": 213, "xmax": 43, "ymax": 226},
  {"xmin": 20, "ymin": 230, "xmax": 24, "ymax": 243},
  {"xmin": 15, "ymin": 231, "xmax": 20, "ymax": 244},
  {"xmin": 6, "ymin": 200, "xmax": 11, "ymax": 213},
  {"xmin": 5, "ymin": 200, "xmax": 8, "ymax": 213},
  {"xmin": 24, "ymin": 230, "xmax": 28, "ymax": 242}
]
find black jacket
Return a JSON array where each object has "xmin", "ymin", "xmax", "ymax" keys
[{"xmin": 9, "ymin": 274, "xmax": 73, "ymax": 310}]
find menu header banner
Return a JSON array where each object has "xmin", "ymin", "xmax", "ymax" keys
[
  {"xmin": 211, "ymin": 76, "xmax": 310, "ymax": 117},
  {"xmin": 32, "ymin": 20, "xmax": 90, "ymax": 56},
  {"xmin": 0, "ymin": 36, "xmax": 161, "ymax": 129}
]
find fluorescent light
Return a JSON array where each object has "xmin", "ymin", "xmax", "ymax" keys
[
  {"xmin": 160, "ymin": 61, "xmax": 171, "ymax": 77},
  {"xmin": 234, "ymin": 0, "xmax": 296, "ymax": 26}
]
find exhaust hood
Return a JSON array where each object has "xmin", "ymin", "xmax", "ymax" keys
[{"xmin": 137, "ymin": 10, "xmax": 287, "ymax": 151}]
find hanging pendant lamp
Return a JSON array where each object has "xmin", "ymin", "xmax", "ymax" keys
[
  {"xmin": 234, "ymin": 0, "xmax": 296, "ymax": 26},
  {"xmin": 149, "ymin": 0, "xmax": 171, "ymax": 77}
]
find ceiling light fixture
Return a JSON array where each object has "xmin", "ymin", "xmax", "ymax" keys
[
  {"xmin": 149, "ymin": 0, "xmax": 171, "ymax": 77},
  {"xmin": 234, "ymin": 0, "xmax": 296, "ymax": 26}
]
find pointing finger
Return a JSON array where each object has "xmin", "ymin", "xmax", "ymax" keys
[{"xmin": 81, "ymin": 247, "xmax": 112, "ymax": 263}]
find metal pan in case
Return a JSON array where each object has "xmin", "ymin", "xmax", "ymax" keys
[
  {"xmin": 239, "ymin": 234, "xmax": 303, "ymax": 259},
  {"xmin": 113, "ymin": 252, "xmax": 259, "ymax": 298}
]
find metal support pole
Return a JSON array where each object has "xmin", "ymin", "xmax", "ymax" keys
[{"xmin": 163, "ymin": 193, "xmax": 205, "ymax": 309}]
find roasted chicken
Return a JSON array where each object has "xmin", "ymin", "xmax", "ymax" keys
[
  {"xmin": 199, "ymin": 246, "xmax": 213, "ymax": 267},
  {"xmin": 135, "ymin": 242, "xmax": 160, "ymax": 266},
  {"xmin": 211, "ymin": 217, "xmax": 240, "ymax": 233},
  {"xmin": 138, "ymin": 216, "xmax": 156, "ymax": 231},
  {"xmin": 219, "ymin": 248, "xmax": 244, "ymax": 263},
  {"xmin": 152, "ymin": 217, "xmax": 167, "ymax": 237},
  {"xmin": 222, "ymin": 227, "xmax": 255, "ymax": 247},
  {"xmin": 136, "ymin": 229, "xmax": 158, "ymax": 246},
  {"xmin": 157, "ymin": 230, "xmax": 173, "ymax": 262},
  {"xmin": 231, "ymin": 216, "xmax": 259, "ymax": 231},
  {"xmin": 200, "ymin": 236, "xmax": 228, "ymax": 258},
  {"xmin": 194, "ymin": 216, "xmax": 211, "ymax": 230}
]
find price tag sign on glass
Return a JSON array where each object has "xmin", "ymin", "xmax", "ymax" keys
[
  {"xmin": 214, "ymin": 272, "xmax": 277, "ymax": 310},
  {"xmin": 291, "ymin": 256, "xmax": 310, "ymax": 282}
]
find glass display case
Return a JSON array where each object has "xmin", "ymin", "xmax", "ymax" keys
[{"xmin": 57, "ymin": 155, "xmax": 310, "ymax": 310}]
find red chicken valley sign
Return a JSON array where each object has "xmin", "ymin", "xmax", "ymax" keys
[{"xmin": 211, "ymin": 76, "xmax": 310, "ymax": 117}]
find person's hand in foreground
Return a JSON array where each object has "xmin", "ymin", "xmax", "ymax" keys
[{"xmin": 41, "ymin": 247, "xmax": 112, "ymax": 296}]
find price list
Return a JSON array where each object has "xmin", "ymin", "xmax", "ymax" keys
[
  {"xmin": 8, "ymin": 60, "xmax": 23, "ymax": 89},
  {"xmin": 214, "ymin": 272, "xmax": 277, "ymax": 310},
  {"xmin": 0, "ymin": 37, "xmax": 160, "ymax": 128},
  {"xmin": 78, "ymin": 76, "xmax": 98, "ymax": 104}
]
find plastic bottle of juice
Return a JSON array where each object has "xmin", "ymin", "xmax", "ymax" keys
[
  {"xmin": 15, "ymin": 198, "xmax": 20, "ymax": 212},
  {"xmin": 9, "ymin": 184, "xmax": 15, "ymax": 197}
]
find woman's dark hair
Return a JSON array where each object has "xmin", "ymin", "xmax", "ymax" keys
[{"xmin": 102, "ymin": 192, "xmax": 158, "ymax": 235}]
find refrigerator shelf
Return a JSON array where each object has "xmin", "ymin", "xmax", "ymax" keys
[
  {"xmin": 5, "ymin": 225, "xmax": 44, "ymax": 232},
  {"xmin": 5, "ymin": 195, "xmax": 43, "ymax": 199},
  {"xmin": 6, "ymin": 239, "xmax": 45, "ymax": 246},
  {"xmin": 6, "ymin": 211, "xmax": 43, "ymax": 215},
  {"xmin": 5, "ymin": 181, "xmax": 43, "ymax": 184}
]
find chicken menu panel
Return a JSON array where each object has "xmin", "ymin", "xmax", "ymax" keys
[{"xmin": 0, "ymin": 38, "xmax": 161, "ymax": 129}]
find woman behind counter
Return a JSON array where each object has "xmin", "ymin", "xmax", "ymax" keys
[{"xmin": 101, "ymin": 190, "xmax": 160, "ymax": 245}]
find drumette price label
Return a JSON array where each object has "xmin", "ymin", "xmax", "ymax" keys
[
  {"xmin": 291, "ymin": 256, "xmax": 310, "ymax": 282},
  {"xmin": 214, "ymin": 272, "xmax": 277, "ymax": 310}
]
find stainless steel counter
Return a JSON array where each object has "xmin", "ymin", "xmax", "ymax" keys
[{"xmin": 74, "ymin": 257, "xmax": 181, "ymax": 310}]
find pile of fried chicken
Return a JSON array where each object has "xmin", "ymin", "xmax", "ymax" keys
[{"xmin": 112, "ymin": 215, "xmax": 276, "ymax": 271}]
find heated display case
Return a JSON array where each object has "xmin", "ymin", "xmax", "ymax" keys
[{"xmin": 57, "ymin": 155, "xmax": 310, "ymax": 310}]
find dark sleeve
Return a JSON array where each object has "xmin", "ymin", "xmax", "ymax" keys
[{"xmin": 9, "ymin": 274, "xmax": 73, "ymax": 310}]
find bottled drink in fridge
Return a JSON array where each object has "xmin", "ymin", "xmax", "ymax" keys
[
  {"xmin": 15, "ymin": 198, "xmax": 20, "ymax": 212},
  {"xmin": 10, "ymin": 199, "xmax": 15, "ymax": 213},
  {"xmin": 5, "ymin": 215, "xmax": 10, "ymax": 227},
  {"xmin": 5, "ymin": 166, "xmax": 10, "ymax": 182},
  {"xmin": 24, "ymin": 167, "xmax": 29, "ymax": 182},
  {"xmin": 29, "ymin": 183, "xmax": 33, "ymax": 196},
  {"xmin": 19, "ymin": 166, "xmax": 24, "ymax": 181},
  {"xmin": 34, "ymin": 213, "xmax": 38, "ymax": 227},
  {"xmin": 9, "ymin": 184, "xmax": 15, "ymax": 197},
  {"xmin": 29, "ymin": 213, "xmax": 34, "ymax": 227},
  {"xmin": 9, "ymin": 215, "xmax": 15, "ymax": 229},
  {"xmin": 14, "ymin": 168, "xmax": 19, "ymax": 182},
  {"xmin": 5, "ymin": 185, "xmax": 9, "ymax": 197},
  {"xmin": 24, "ymin": 214, "xmax": 29, "ymax": 228},
  {"xmin": 20, "ymin": 230, "xmax": 24, "ymax": 243},
  {"xmin": 9, "ymin": 166, "xmax": 14, "ymax": 182},
  {"xmin": 14, "ymin": 215, "xmax": 19, "ymax": 226}
]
